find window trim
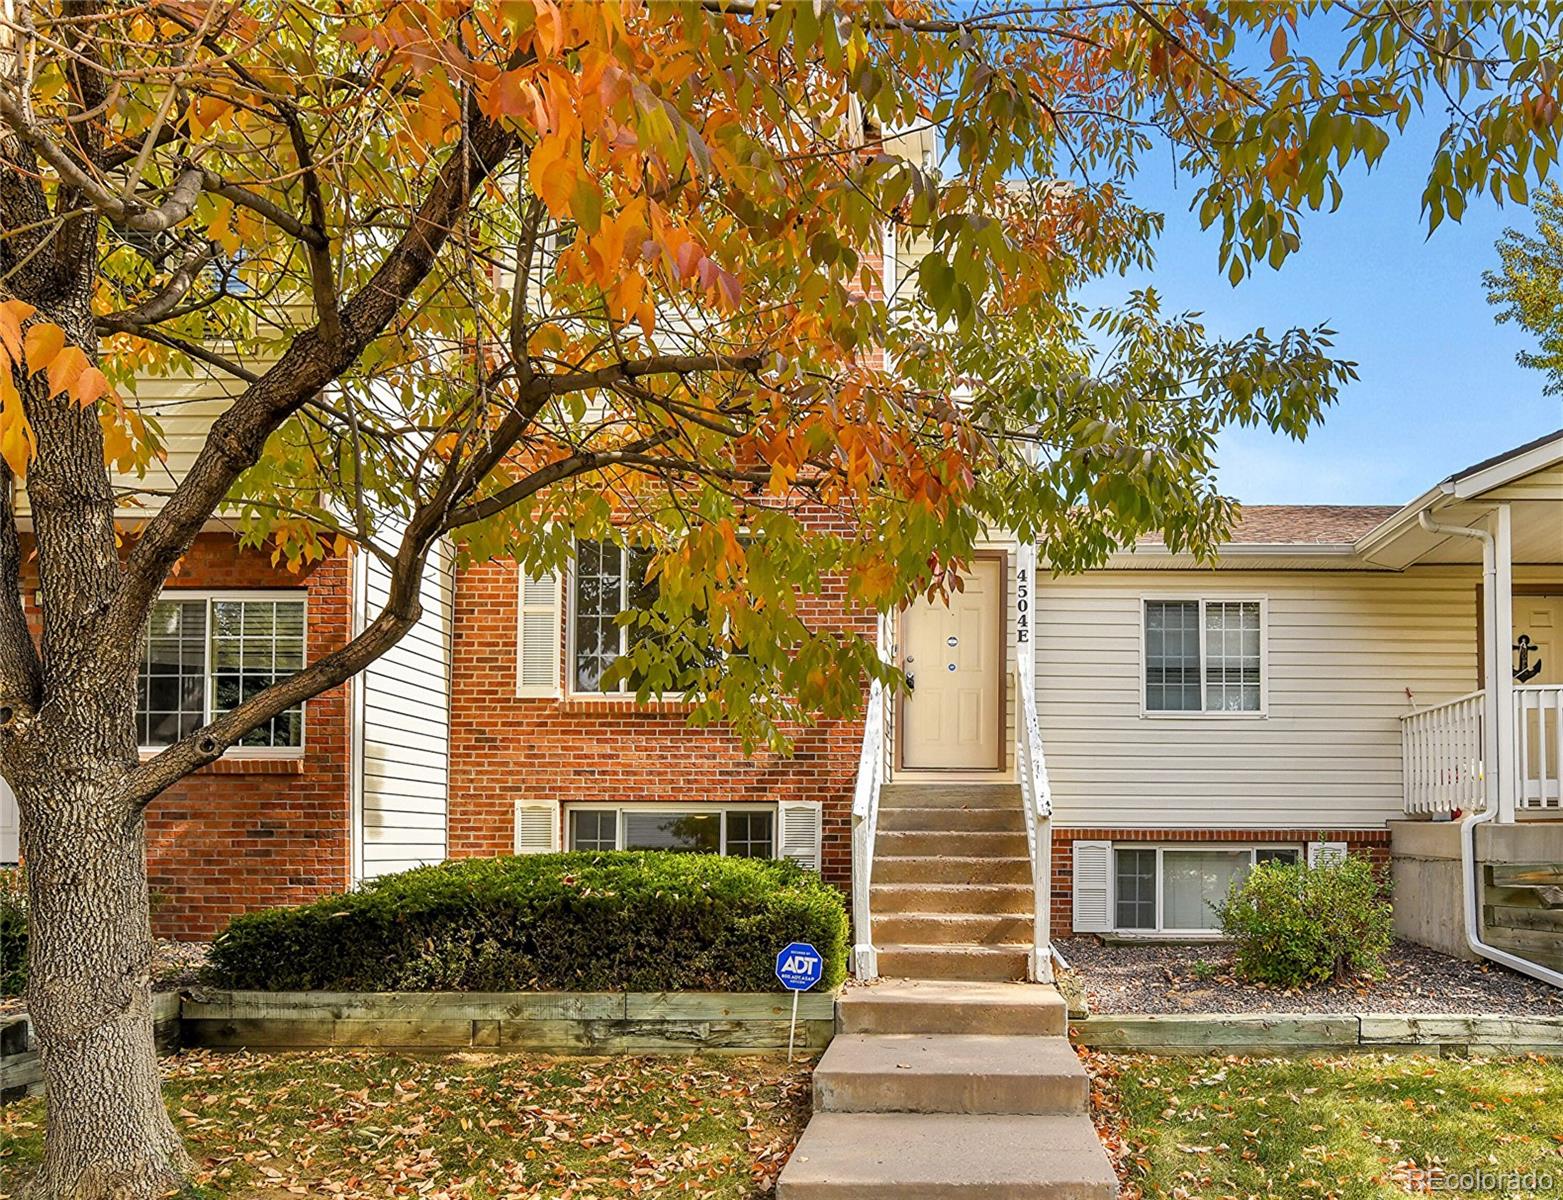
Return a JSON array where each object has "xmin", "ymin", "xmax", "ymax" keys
[
  {"xmin": 139, "ymin": 589, "xmax": 308, "ymax": 759},
  {"xmin": 1111, "ymin": 842, "xmax": 1302, "ymax": 936},
  {"xmin": 1138, "ymin": 594, "xmax": 1269, "ymax": 719},
  {"xmin": 564, "ymin": 802, "xmax": 778, "ymax": 857}
]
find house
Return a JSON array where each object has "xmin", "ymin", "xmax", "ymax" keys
[{"xmin": 2, "ymin": 420, "xmax": 1558, "ymax": 985}]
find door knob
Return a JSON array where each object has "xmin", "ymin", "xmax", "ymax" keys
[{"xmin": 906, "ymin": 672, "xmax": 916, "ymax": 694}]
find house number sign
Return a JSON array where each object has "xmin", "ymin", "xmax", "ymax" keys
[{"xmin": 1015, "ymin": 566, "xmax": 1030, "ymax": 644}]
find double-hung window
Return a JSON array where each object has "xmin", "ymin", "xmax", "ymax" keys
[
  {"xmin": 570, "ymin": 539, "xmax": 709, "ymax": 695},
  {"xmin": 1114, "ymin": 845, "xmax": 1301, "ymax": 933},
  {"xmin": 138, "ymin": 594, "xmax": 306, "ymax": 751},
  {"xmin": 1143, "ymin": 598, "xmax": 1264, "ymax": 714}
]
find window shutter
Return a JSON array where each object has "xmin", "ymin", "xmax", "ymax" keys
[
  {"xmin": 514, "ymin": 799, "xmax": 561, "ymax": 854},
  {"xmin": 0, "ymin": 779, "xmax": 17, "ymax": 865},
  {"xmin": 777, "ymin": 801, "xmax": 822, "ymax": 871},
  {"xmin": 1071, "ymin": 841, "xmax": 1113, "ymax": 933},
  {"xmin": 1307, "ymin": 840, "xmax": 1349, "ymax": 868},
  {"xmin": 516, "ymin": 569, "xmax": 560, "ymax": 697}
]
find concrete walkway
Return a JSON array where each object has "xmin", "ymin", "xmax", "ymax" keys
[{"xmin": 777, "ymin": 980, "xmax": 1119, "ymax": 1198}]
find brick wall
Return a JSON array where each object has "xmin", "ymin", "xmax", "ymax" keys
[
  {"xmin": 143, "ymin": 535, "xmax": 354, "ymax": 938},
  {"xmin": 448, "ymin": 552, "xmax": 877, "ymax": 893},
  {"xmin": 20, "ymin": 532, "xmax": 356, "ymax": 939},
  {"xmin": 1048, "ymin": 826, "xmax": 1393, "ymax": 937}
]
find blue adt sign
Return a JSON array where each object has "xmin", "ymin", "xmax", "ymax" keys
[{"xmin": 774, "ymin": 942, "xmax": 824, "ymax": 991}]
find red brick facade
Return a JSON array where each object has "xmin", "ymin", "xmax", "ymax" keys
[
  {"xmin": 1048, "ymin": 826, "xmax": 1392, "ymax": 937},
  {"xmin": 15, "ymin": 533, "xmax": 356, "ymax": 939},
  {"xmin": 141, "ymin": 535, "xmax": 355, "ymax": 937},
  {"xmin": 448, "ymin": 556, "xmax": 877, "ymax": 891}
]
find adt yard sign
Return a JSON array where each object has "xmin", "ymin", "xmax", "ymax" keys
[
  {"xmin": 774, "ymin": 942, "xmax": 823, "ymax": 1060},
  {"xmin": 775, "ymin": 942, "xmax": 823, "ymax": 991}
]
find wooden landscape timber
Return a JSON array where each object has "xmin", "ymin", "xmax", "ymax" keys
[
  {"xmin": 177, "ymin": 990, "xmax": 839, "ymax": 1054},
  {"xmin": 1070, "ymin": 1011, "xmax": 1563, "ymax": 1055},
  {"xmin": 1484, "ymin": 862, "xmax": 1563, "ymax": 972}
]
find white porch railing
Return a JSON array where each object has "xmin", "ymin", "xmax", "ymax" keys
[
  {"xmin": 1516, "ymin": 684, "xmax": 1563, "ymax": 810},
  {"xmin": 1402, "ymin": 691, "xmax": 1485, "ymax": 816},
  {"xmin": 1402, "ymin": 685, "xmax": 1563, "ymax": 816},
  {"xmin": 849, "ymin": 677, "xmax": 885, "ymax": 978},
  {"xmin": 1015, "ymin": 665, "xmax": 1053, "ymax": 982}
]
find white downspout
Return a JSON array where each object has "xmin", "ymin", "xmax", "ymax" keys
[{"xmin": 1418, "ymin": 510, "xmax": 1563, "ymax": 989}]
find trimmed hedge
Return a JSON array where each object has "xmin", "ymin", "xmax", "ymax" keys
[
  {"xmin": 206, "ymin": 852, "xmax": 849, "ymax": 993},
  {"xmin": 0, "ymin": 867, "xmax": 24, "ymax": 997}
]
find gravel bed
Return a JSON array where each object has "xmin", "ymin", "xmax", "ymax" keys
[
  {"xmin": 0, "ymin": 938, "xmax": 208, "ymax": 1015},
  {"xmin": 1059, "ymin": 936, "xmax": 1563, "ymax": 1016}
]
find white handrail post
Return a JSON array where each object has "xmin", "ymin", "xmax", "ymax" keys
[
  {"xmin": 1015, "ymin": 542, "xmax": 1053, "ymax": 983},
  {"xmin": 1494, "ymin": 504, "xmax": 1517, "ymax": 822},
  {"xmin": 850, "ymin": 613, "xmax": 891, "ymax": 980}
]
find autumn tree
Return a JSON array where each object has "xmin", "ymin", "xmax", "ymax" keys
[
  {"xmin": 1486, "ymin": 181, "xmax": 1563, "ymax": 396},
  {"xmin": 1, "ymin": 1, "xmax": 1561, "ymax": 1196}
]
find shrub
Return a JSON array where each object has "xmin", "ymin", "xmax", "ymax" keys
[
  {"xmin": 1217, "ymin": 855, "xmax": 1393, "ymax": 988},
  {"xmin": 0, "ymin": 867, "xmax": 25, "ymax": 997},
  {"xmin": 206, "ymin": 852, "xmax": 849, "ymax": 993}
]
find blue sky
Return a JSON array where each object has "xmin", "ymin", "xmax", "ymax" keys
[{"xmin": 1078, "ymin": 80, "xmax": 1563, "ymax": 506}]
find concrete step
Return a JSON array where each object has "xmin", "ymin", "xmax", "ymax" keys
[
  {"xmin": 876, "ymin": 830, "xmax": 1030, "ymax": 858},
  {"xmin": 879, "ymin": 782, "xmax": 1022, "ymax": 810},
  {"xmin": 871, "ymin": 882, "xmax": 1032, "ymax": 915},
  {"xmin": 873, "ymin": 855, "xmax": 1031, "ymax": 885},
  {"xmin": 839, "ymin": 980, "xmax": 1067, "ymax": 1037},
  {"xmin": 776, "ymin": 1111, "xmax": 1119, "ymax": 1198},
  {"xmin": 874, "ymin": 912, "xmax": 1034, "ymax": 947},
  {"xmin": 814, "ymin": 1034, "xmax": 1090, "ymax": 1115},
  {"xmin": 878, "ymin": 805, "xmax": 1026, "ymax": 833},
  {"xmin": 876, "ymin": 944, "xmax": 1030, "ymax": 982}
]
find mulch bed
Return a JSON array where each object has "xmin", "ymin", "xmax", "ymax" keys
[
  {"xmin": 1058, "ymin": 936, "xmax": 1563, "ymax": 1016},
  {"xmin": 0, "ymin": 938, "xmax": 207, "ymax": 1015}
]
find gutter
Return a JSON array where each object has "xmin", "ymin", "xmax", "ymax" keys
[{"xmin": 1416, "ymin": 512, "xmax": 1563, "ymax": 990}]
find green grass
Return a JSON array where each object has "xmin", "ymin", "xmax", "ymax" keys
[
  {"xmin": 1086, "ymin": 1050, "xmax": 1563, "ymax": 1198},
  {"xmin": 0, "ymin": 1049, "xmax": 814, "ymax": 1199}
]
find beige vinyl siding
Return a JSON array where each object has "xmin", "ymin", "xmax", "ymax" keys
[
  {"xmin": 1035, "ymin": 567, "xmax": 1479, "ymax": 829},
  {"xmin": 353, "ymin": 537, "xmax": 454, "ymax": 878}
]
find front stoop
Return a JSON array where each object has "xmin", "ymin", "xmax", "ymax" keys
[{"xmin": 776, "ymin": 983, "xmax": 1119, "ymax": 1199}]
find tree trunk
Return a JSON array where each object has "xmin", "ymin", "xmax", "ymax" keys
[
  {"xmin": 8, "ymin": 288, "xmax": 192, "ymax": 1195},
  {"xmin": 18, "ymin": 771, "xmax": 190, "ymax": 1200}
]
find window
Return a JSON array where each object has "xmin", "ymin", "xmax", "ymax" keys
[
  {"xmin": 1143, "ymin": 598, "xmax": 1264, "ymax": 713},
  {"xmin": 1111, "ymin": 845, "xmax": 1300, "ymax": 933},
  {"xmin": 570, "ymin": 539, "xmax": 709, "ymax": 694},
  {"xmin": 565, "ymin": 806, "xmax": 775, "ymax": 858},
  {"xmin": 137, "ymin": 594, "xmax": 305, "ymax": 751}
]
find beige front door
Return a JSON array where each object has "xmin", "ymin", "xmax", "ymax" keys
[
  {"xmin": 1514, "ymin": 594, "xmax": 1563, "ymax": 801},
  {"xmin": 1514, "ymin": 595, "xmax": 1563, "ymax": 686},
  {"xmin": 899, "ymin": 557, "xmax": 1004, "ymax": 771}
]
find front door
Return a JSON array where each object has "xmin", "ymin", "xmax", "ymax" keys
[
  {"xmin": 899, "ymin": 556, "xmax": 1004, "ymax": 771},
  {"xmin": 1514, "ymin": 594, "xmax": 1563, "ymax": 803}
]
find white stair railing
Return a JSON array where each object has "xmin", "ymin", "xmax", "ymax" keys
[
  {"xmin": 1516, "ymin": 684, "xmax": 1563, "ymax": 811},
  {"xmin": 850, "ymin": 677, "xmax": 885, "ymax": 979},
  {"xmin": 1401, "ymin": 691, "xmax": 1486, "ymax": 816},
  {"xmin": 1015, "ymin": 665, "xmax": 1053, "ymax": 983}
]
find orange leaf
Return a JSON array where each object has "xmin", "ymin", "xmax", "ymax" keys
[
  {"xmin": 23, "ymin": 322, "xmax": 66, "ymax": 376},
  {"xmin": 0, "ymin": 372, "xmax": 34, "ymax": 475},
  {"xmin": 45, "ymin": 344, "xmax": 89, "ymax": 399},
  {"xmin": 0, "ymin": 299, "xmax": 36, "ymax": 360},
  {"xmin": 72, "ymin": 365, "xmax": 113, "ymax": 407}
]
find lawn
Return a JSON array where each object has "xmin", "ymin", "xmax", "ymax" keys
[
  {"xmin": 1086, "ymin": 1049, "xmax": 1563, "ymax": 1199},
  {"xmin": 0, "ymin": 1050, "xmax": 814, "ymax": 1199}
]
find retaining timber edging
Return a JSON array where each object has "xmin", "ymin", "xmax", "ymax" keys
[
  {"xmin": 178, "ymin": 989, "xmax": 839, "ymax": 1054},
  {"xmin": 0, "ymin": 993, "xmax": 181, "ymax": 1101},
  {"xmin": 1070, "ymin": 1011, "xmax": 1563, "ymax": 1055}
]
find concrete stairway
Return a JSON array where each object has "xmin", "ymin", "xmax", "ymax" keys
[
  {"xmin": 872, "ymin": 782, "xmax": 1033, "ymax": 981},
  {"xmin": 777, "ymin": 980, "xmax": 1119, "ymax": 1198}
]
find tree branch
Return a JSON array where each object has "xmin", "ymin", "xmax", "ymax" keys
[{"xmin": 97, "ymin": 238, "xmax": 218, "ymax": 326}]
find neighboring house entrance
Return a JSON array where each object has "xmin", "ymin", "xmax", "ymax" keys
[
  {"xmin": 1515, "ymin": 594, "xmax": 1563, "ymax": 802},
  {"xmin": 898, "ymin": 554, "xmax": 1005, "ymax": 771},
  {"xmin": 1514, "ymin": 595, "xmax": 1563, "ymax": 687},
  {"xmin": 0, "ymin": 778, "xmax": 16, "ymax": 865}
]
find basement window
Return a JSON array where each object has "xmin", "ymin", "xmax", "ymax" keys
[
  {"xmin": 566, "ymin": 805, "xmax": 775, "ymax": 858},
  {"xmin": 1113, "ymin": 845, "xmax": 1301, "ymax": 934}
]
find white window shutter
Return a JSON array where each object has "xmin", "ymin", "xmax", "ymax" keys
[
  {"xmin": 0, "ymin": 779, "xmax": 17, "ymax": 865},
  {"xmin": 516, "ymin": 569, "xmax": 560, "ymax": 697},
  {"xmin": 777, "ymin": 801, "xmax": 823, "ymax": 871},
  {"xmin": 1071, "ymin": 841, "xmax": 1113, "ymax": 933},
  {"xmin": 514, "ymin": 800, "xmax": 561, "ymax": 854},
  {"xmin": 1308, "ymin": 840, "xmax": 1349, "ymax": 868}
]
